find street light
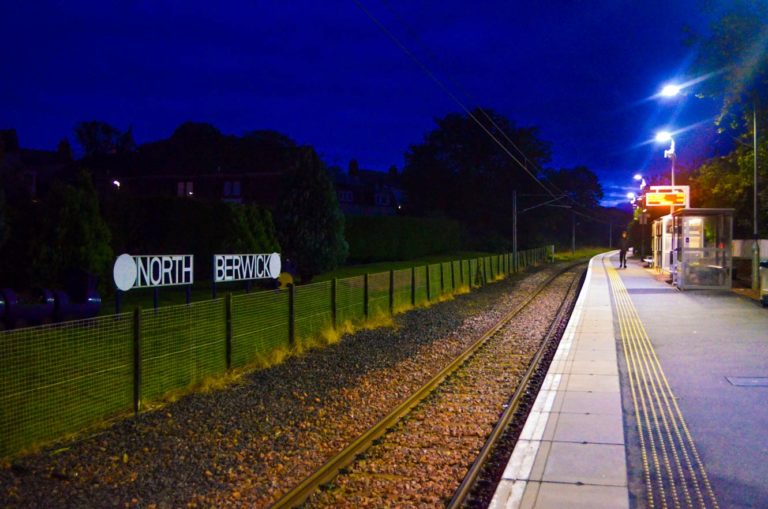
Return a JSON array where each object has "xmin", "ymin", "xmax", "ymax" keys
[
  {"xmin": 659, "ymin": 79, "xmax": 760, "ymax": 290},
  {"xmin": 660, "ymin": 83, "xmax": 682, "ymax": 97},
  {"xmin": 654, "ymin": 131, "xmax": 676, "ymax": 186},
  {"xmin": 627, "ymin": 192, "xmax": 636, "ymax": 201}
]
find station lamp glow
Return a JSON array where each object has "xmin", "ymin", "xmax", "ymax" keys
[
  {"xmin": 660, "ymin": 84, "xmax": 682, "ymax": 97},
  {"xmin": 112, "ymin": 180, "xmax": 121, "ymax": 189},
  {"xmin": 655, "ymin": 131, "xmax": 673, "ymax": 143},
  {"xmin": 626, "ymin": 192, "xmax": 636, "ymax": 200}
]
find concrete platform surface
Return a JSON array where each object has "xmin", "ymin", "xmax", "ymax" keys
[{"xmin": 490, "ymin": 252, "xmax": 768, "ymax": 509}]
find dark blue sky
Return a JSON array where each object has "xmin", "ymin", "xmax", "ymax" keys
[{"xmin": 3, "ymin": 1, "xmax": 728, "ymax": 205}]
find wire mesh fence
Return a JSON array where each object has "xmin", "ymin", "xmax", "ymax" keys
[
  {"xmin": 0, "ymin": 315, "xmax": 134, "ymax": 457},
  {"xmin": 140, "ymin": 300, "xmax": 227, "ymax": 403},
  {"xmin": 367, "ymin": 272, "xmax": 390, "ymax": 318},
  {"xmin": 231, "ymin": 290, "xmax": 290, "ymax": 367},
  {"xmin": 413, "ymin": 266, "xmax": 428, "ymax": 305},
  {"xmin": 428, "ymin": 264, "xmax": 441, "ymax": 300},
  {"xmin": 0, "ymin": 247, "xmax": 552, "ymax": 458},
  {"xmin": 393, "ymin": 268, "xmax": 412, "ymax": 309},
  {"xmin": 336, "ymin": 275, "xmax": 365, "ymax": 325},
  {"xmin": 295, "ymin": 281, "xmax": 333, "ymax": 341}
]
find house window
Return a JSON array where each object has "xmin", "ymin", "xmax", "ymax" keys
[
  {"xmin": 338, "ymin": 190, "xmax": 353, "ymax": 203},
  {"xmin": 177, "ymin": 181, "xmax": 193, "ymax": 197},
  {"xmin": 374, "ymin": 192, "xmax": 390, "ymax": 206},
  {"xmin": 223, "ymin": 180, "xmax": 241, "ymax": 198}
]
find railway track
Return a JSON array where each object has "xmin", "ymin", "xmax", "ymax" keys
[{"xmin": 273, "ymin": 264, "xmax": 585, "ymax": 508}]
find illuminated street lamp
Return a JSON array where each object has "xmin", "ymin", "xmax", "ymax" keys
[
  {"xmin": 634, "ymin": 173, "xmax": 647, "ymax": 189},
  {"xmin": 654, "ymin": 131, "xmax": 676, "ymax": 186},
  {"xmin": 659, "ymin": 79, "xmax": 760, "ymax": 290},
  {"xmin": 660, "ymin": 83, "xmax": 682, "ymax": 97},
  {"xmin": 627, "ymin": 192, "xmax": 636, "ymax": 201}
]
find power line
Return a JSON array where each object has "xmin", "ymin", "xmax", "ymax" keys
[
  {"xmin": 354, "ymin": 0, "xmax": 628, "ymax": 228},
  {"xmin": 351, "ymin": 0, "xmax": 559, "ymax": 199}
]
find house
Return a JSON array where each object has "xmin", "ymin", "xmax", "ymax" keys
[
  {"xmin": 0, "ymin": 129, "xmax": 72, "ymax": 199},
  {"xmin": 113, "ymin": 171, "xmax": 284, "ymax": 208},
  {"xmin": 333, "ymin": 161, "xmax": 403, "ymax": 216}
]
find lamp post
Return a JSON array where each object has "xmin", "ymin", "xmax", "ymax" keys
[
  {"xmin": 655, "ymin": 131, "xmax": 678, "ymax": 216},
  {"xmin": 654, "ymin": 131, "xmax": 676, "ymax": 186},
  {"xmin": 660, "ymin": 82, "xmax": 760, "ymax": 290}
]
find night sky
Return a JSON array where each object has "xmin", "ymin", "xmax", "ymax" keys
[{"xmin": 3, "ymin": 1, "xmax": 729, "ymax": 205}]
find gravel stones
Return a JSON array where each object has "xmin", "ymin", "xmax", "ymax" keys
[{"xmin": 0, "ymin": 265, "xmax": 570, "ymax": 508}]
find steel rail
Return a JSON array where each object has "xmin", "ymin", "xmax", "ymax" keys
[
  {"xmin": 446, "ymin": 265, "xmax": 585, "ymax": 509},
  {"xmin": 270, "ymin": 263, "xmax": 582, "ymax": 509}
]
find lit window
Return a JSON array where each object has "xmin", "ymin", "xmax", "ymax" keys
[{"xmin": 178, "ymin": 181, "xmax": 194, "ymax": 197}]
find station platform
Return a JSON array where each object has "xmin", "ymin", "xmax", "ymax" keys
[{"xmin": 490, "ymin": 251, "xmax": 768, "ymax": 509}]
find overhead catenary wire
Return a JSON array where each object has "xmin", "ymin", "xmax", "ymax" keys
[
  {"xmin": 376, "ymin": 0, "xmax": 564, "ymax": 195},
  {"xmin": 351, "ymin": 0, "xmax": 560, "ymax": 199},
  {"xmin": 354, "ymin": 0, "xmax": 620, "ymax": 228}
]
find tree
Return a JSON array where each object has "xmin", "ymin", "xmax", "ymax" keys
[
  {"xmin": 0, "ymin": 189, "xmax": 8, "ymax": 251},
  {"xmin": 74, "ymin": 121, "xmax": 133, "ymax": 157},
  {"xmin": 403, "ymin": 108, "xmax": 551, "ymax": 242},
  {"xmin": 348, "ymin": 159, "xmax": 360, "ymax": 177},
  {"xmin": 57, "ymin": 138, "xmax": 73, "ymax": 162},
  {"xmin": 543, "ymin": 166, "xmax": 603, "ymax": 209},
  {"xmin": 686, "ymin": 3, "xmax": 768, "ymax": 236},
  {"xmin": 691, "ymin": 139, "xmax": 768, "ymax": 236},
  {"xmin": 31, "ymin": 171, "xmax": 113, "ymax": 291},
  {"xmin": 688, "ymin": 2, "xmax": 768, "ymax": 129},
  {"xmin": 274, "ymin": 147, "xmax": 348, "ymax": 282}
]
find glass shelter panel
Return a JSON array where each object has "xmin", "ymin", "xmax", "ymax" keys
[{"xmin": 672, "ymin": 209, "xmax": 734, "ymax": 290}]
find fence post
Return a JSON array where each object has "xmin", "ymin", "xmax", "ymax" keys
[
  {"xmin": 389, "ymin": 270, "xmax": 395, "ymax": 315},
  {"xmin": 364, "ymin": 273, "xmax": 369, "ymax": 319},
  {"xmin": 440, "ymin": 263, "xmax": 444, "ymax": 295},
  {"xmin": 451, "ymin": 261, "xmax": 455, "ymax": 291},
  {"xmin": 331, "ymin": 278, "xmax": 337, "ymax": 330},
  {"xmin": 132, "ymin": 307, "xmax": 141, "ymax": 416},
  {"xmin": 225, "ymin": 293, "xmax": 232, "ymax": 370},
  {"xmin": 289, "ymin": 284, "xmax": 296, "ymax": 347},
  {"xmin": 426, "ymin": 265, "xmax": 431, "ymax": 301},
  {"xmin": 411, "ymin": 267, "xmax": 416, "ymax": 306}
]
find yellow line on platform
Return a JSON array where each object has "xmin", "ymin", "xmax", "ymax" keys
[{"xmin": 604, "ymin": 257, "xmax": 718, "ymax": 509}]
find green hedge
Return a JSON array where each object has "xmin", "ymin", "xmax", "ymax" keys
[
  {"xmin": 345, "ymin": 216, "xmax": 464, "ymax": 262},
  {"xmin": 104, "ymin": 196, "xmax": 279, "ymax": 280}
]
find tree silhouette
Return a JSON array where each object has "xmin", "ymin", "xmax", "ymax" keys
[{"xmin": 274, "ymin": 147, "xmax": 348, "ymax": 282}]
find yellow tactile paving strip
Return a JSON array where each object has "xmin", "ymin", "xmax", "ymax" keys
[{"xmin": 605, "ymin": 257, "xmax": 719, "ymax": 509}]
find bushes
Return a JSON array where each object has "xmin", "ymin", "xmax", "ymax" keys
[
  {"xmin": 104, "ymin": 196, "xmax": 279, "ymax": 281},
  {"xmin": 345, "ymin": 216, "xmax": 464, "ymax": 262}
]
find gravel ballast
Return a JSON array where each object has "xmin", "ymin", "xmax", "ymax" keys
[{"xmin": 1, "ymin": 265, "xmax": 566, "ymax": 508}]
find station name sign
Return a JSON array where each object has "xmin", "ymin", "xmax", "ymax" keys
[
  {"xmin": 213, "ymin": 253, "xmax": 281, "ymax": 282},
  {"xmin": 113, "ymin": 254, "xmax": 194, "ymax": 291}
]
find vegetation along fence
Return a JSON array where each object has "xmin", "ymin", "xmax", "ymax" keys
[{"xmin": 0, "ymin": 246, "xmax": 553, "ymax": 458}]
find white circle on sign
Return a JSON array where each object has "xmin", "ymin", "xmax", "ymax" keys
[
  {"xmin": 268, "ymin": 253, "xmax": 281, "ymax": 279},
  {"xmin": 113, "ymin": 254, "xmax": 137, "ymax": 291}
]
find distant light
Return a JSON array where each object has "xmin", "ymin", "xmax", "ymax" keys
[
  {"xmin": 655, "ymin": 131, "xmax": 673, "ymax": 143},
  {"xmin": 112, "ymin": 180, "xmax": 121, "ymax": 188},
  {"xmin": 627, "ymin": 192, "xmax": 636, "ymax": 200},
  {"xmin": 660, "ymin": 84, "xmax": 682, "ymax": 97},
  {"xmin": 188, "ymin": 191, "xmax": 194, "ymax": 196},
  {"xmin": 397, "ymin": 205, "xmax": 402, "ymax": 210},
  {"xmin": 633, "ymin": 174, "xmax": 642, "ymax": 181}
]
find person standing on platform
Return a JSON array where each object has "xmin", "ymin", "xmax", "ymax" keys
[{"xmin": 619, "ymin": 231, "xmax": 629, "ymax": 269}]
